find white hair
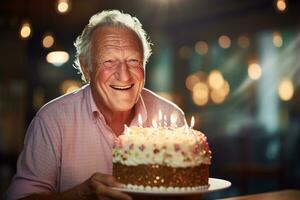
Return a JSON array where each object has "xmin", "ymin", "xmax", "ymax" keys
[{"xmin": 73, "ymin": 10, "xmax": 152, "ymax": 82}]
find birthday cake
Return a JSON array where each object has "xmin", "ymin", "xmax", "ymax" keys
[{"xmin": 112, "ymin": 125, "xmax": 212, "ymax": 191}]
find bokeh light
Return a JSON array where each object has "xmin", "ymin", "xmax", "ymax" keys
[
  {"xmin": 42, "ymin": 33, "xmax": 55, "ymax": 48},
  {"xmin": 46, "ymin": 51, "xmax": 69, "ymax": 67},
  {"xmin": 210, "ymin": 89, "xmax": 226, "ymax": 104},
  {"xmin": 60, "ymin": 80, "xmax": 81, "ymax": 94},
  {"xmin": 208, "ymin": 70, "xmax": 224, "ymax": 90},
  {"xmin": 186, "ymin": 74, "xmax": 200, "ymax": 91},
  {"xmin": 195, "ymin": 41, "xmax": 209, "ymax": 55},
  {"xmin": 237, "ymin": 35, "xmax": 250, "ymax": 48},
  {"xmin": 157, "ymin": 92, "xmax": 174, "ymax": 102},
  {"xmin": 278, "ymin": 79, "xmax": 294, "ymax": 101},
  {"xmin": 192, "ymin": 82, "xmax": 209, "ymax": 106},
  {"xmin": 179, "ymin": 46, "xmax": 193, "ymax": 59},
  {"xmin": 56, "ymin": 0, "xmax": 71, "ymax": 14},
  {"xmin": 272, "ymin": 31, "xmax": 283, "ymax": 47},
  {"xmin": 218, "ymin": 35, "xmax": 231, "ymax": 49},
  {"xmin": 248, "ymin": 62, "xmax": 262, "ymax": 80},
  {"xmin": 276, "ymin": 0, "xmax": 287, "ymax": 12},
  {"xmin": 20, "ymin": 21, "xmax": 32, "ymax": 39}
]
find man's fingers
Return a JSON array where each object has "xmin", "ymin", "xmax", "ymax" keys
[
  {"xmin": 92, "ymin": 173, "xmax": 122, "ymax": 187},
  {"xmin": 97, "ymin": 183, "xmax": 132, "ymax": 200}
]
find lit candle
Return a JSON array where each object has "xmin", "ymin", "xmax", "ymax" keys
[
  {"xmin": 152, "ymin": 119, "xmax": 158, "ymax": 129},
  {"xmin": 184, "ymin": 123, "xmax": 189, "ymax": 133},
  {"xmin": 124, "ymin": 124, "xmax": 128, "ymax": 135},
  {"xmin": 163, "ymin": 115, "xmax": 167, "ymax": 127},
  {"xmin": 190, "ymin": 116, "xmax": 195, "ymax": 129},
  {"xmin": 158, "ymin": 110, "xmax": 162, "ymax": 127},
  {"xmin": 138, "ymin": 114, "xmax": 143, "ymax": 127},
  {"xmin": 170, "ymin": 114, "xmax": 177, "ymax": 128}
]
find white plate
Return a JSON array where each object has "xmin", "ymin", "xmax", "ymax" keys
[{"xmin": 112, "ymin": 178, "xmax": 231, "ymax": 196}]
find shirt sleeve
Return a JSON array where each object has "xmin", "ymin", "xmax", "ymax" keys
[{"xmin": 6, "ymin": 114, "xmax": 61, "ymax": 200}]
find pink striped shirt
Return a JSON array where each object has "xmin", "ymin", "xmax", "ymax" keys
[{"xmin": 7, "ymin": 84, "xmax": 186, "ymax": 200}]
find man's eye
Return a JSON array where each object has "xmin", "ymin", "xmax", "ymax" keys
[
  {"xmin": 127, "ymin": 59, "xmax": 140, "ymax": 66},
  {"xmin": 103, "ymin": 60, "xmax": 117, "ymax": 67}
]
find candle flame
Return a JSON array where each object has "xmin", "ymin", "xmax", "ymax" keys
[
  {"xmin": 158, "ymin": 110, "xmax": 162, "ymax": 121},
  {"xmin": 124, "ymin": 124, "xmax": 128, "ymax": 135},
  {"xmin": 170, "ymin": 114, "xmax": 177, "ymax": 125},
  {"xmin": 152, "ymin": 119, "xmax": 158, "ymax": 128},
  {"xmin": 163, "ymin": 114, "xmax": 167, "ymax": 127},
  {"xmin": 190, "ymin": 116, "xmax": 195, "ymax": 128},
  {"xmin": 138, "ymin": 114, "xmax": 143, "ymax": 127}
]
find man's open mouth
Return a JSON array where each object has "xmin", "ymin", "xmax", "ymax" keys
[{"xmin": 110, "ymin": 84, "xmax": 134, "ymax": 90}]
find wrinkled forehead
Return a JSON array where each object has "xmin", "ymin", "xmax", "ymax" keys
[{"xmin": 90, "ymin": 26, "xmax": 143, "ymax": 53}]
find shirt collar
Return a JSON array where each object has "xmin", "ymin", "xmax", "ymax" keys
[{"xmin": 84, "ymin": 84, "xmax": 104, "ymax": 122}]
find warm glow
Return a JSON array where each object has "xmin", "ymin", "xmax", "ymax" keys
[
  {"xmin": 157, "ymin": 92, "xmax": 174, "ymax": 101},
  {"xmin": 208, "ymin": 70, "xmax": 224, "ymax": 90},
  {"xmin": 237, "ymin": 35, "xmax": 250, "ymax": 48},
  {"xmin": 185, "ymin": 74, "xmax": 200, "ymax": 91},
  {"xmin": 42, "ymin": 34, "xmax": 55, "ymax": 48},
  {"xmin": 248, "ymin": 63, "xmax": 262, "ymax": 80},
  {"xmin": 158, "ymin": 110, "xmax": 162, "ymax": 126},
  {"xmin": 195, "ymin": 41, "xmax": 209, "ymax": 55},
  {"xmin": 192, "ymin": 82, "xmax": 209, "ymax": 106},
  {"xmin": 152, "ymin": 119, "xmax": 158, "ymax": 128},
  {"xmin": 276, "ymin": 0, "xmax": 287, "ymax": 12},
  {"xmin": 210, "ymin": 89, "xmax": 226, "ymax": 104},
  {"xmin": 60, "ymin": 80, "xmax": 81, "ymax": 94},
  {"xmin": 46, "ymin": 51, "xmax": 69, "ymax": 66},
  {"xmin": 57, "ymin": 0, "xmax": 70, "ymax": 14},
  {"xmin": 170, "ymin": 114, "xmax": 177, "ymax": 127},
  {"xmin": 138, "ymin": 114, "xmax": 143, "ymax": 127},
  {"xmin": 218, "ymin": 35, "xmax": 231, "ymax": 49},
  {"xmin": 223, "ymin": 80, "xmax": 230, "ymax": 96},
  {"xmin": 20, "ymin": 22, "xmax": 32, "ymax": 39},
  {"xmin": 190, "ymin": 116, "xmax": 195, "ymax": 128},
  {"xmin": 179, "ymin": 46, "xmax": 193, "ymax": 59},
  {"xmin": 33, "ymin": 87, "xmax": 44, "ymax": 110},
  {"xmin": 272, "ymin": 32, "xmax": 283, "ymax": 47},
  {"xmin": 278, "ymin": 79, "xmax": 294, "ymax": 101}
]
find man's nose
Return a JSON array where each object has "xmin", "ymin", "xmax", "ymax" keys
[{"xmin": 115, "ymin": 61, "xmax": 131, "ymax": 81}]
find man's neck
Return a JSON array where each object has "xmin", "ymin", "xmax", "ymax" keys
[
  {"xmin": 90, "ymin": 85, "xmax": 135, "ymax": 135},
  {"xmin": 102, "ymin": 108, "xmax": 134, "ymax": 136}
]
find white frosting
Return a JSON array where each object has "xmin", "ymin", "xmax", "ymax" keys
[
  {"xmin": 123, "ymin": 184, "xmax": 209, "ymax": 192},
  {"xmin": 112, "ymin": 126, "xmax": 211, "ymax": 167}
]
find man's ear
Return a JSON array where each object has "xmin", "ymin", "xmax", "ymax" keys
[{"xmin": 79, "ymin": 57, "xmax": 91, "ymax": 82}]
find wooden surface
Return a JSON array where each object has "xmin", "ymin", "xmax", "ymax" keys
[{"xmin": 219, "ymin": 189, "xmax": 300, "ymax": 200}]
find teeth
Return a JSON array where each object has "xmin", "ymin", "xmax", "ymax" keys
[{"xmin": 111, "ymin": 84, "xmax": 133, "ymax": 90}]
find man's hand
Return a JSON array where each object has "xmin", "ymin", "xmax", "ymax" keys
[{"xmin": 77, "ymin": 172, "xmax": 132, "ymax": 200}]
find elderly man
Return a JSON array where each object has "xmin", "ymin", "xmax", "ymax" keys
[{"xmin": 7, "ymin": 10, "xmax": 186, "ymax": 200}]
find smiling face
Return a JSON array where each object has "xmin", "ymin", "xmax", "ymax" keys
[{"xmin": 84, "ymin": 26, "xmax": 145, "ymax": 113}]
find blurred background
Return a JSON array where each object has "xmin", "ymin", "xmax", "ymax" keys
[{"xmin": 0, "ymin": 0, "xmax": 300, "ymax": 199}]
